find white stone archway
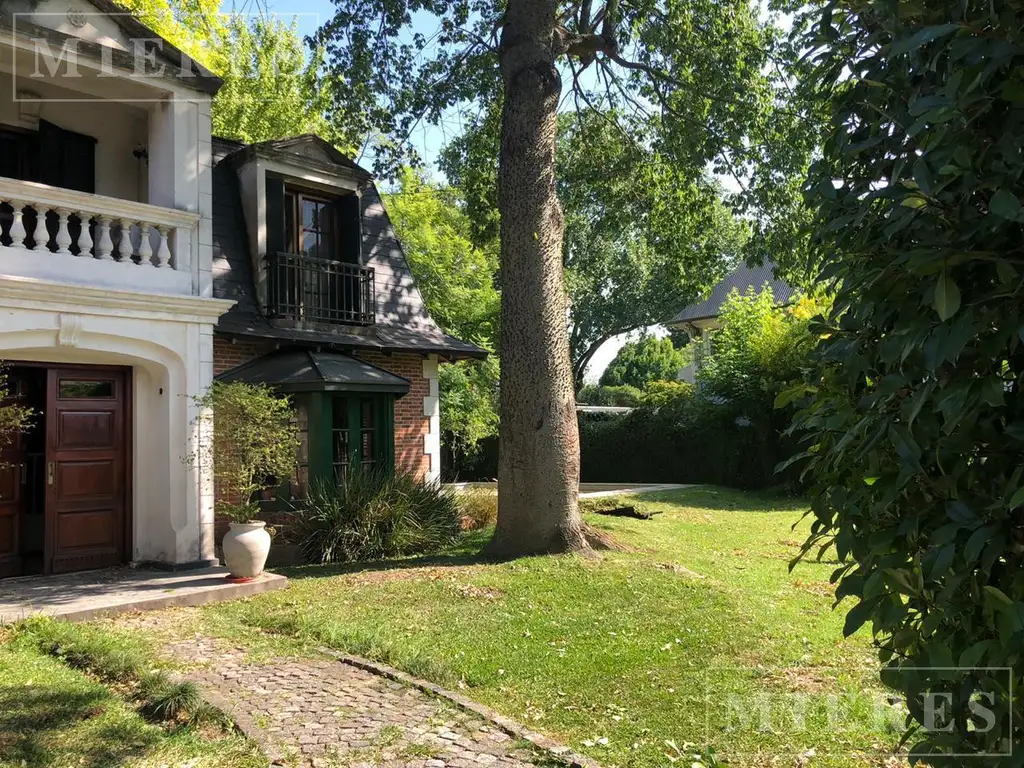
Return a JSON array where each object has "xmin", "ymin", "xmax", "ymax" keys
[{"xmin": 0, "ymin": 277, "xmax": 233, "ymax": 568}]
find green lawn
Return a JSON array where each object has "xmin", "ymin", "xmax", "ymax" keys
[
  {"xmin": 0, "ymin": 487, "xmax": 906, "ymax": 767},
  {"xmin": 135, "ymin": 486, "xmax": 906, "ymax": 767},
  {"xmin": 0, "ymin": 635, "xmax": 265, "ymax": 768}
]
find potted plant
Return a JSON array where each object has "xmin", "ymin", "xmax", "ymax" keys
[{"xmin": 190, "ymin": 382, "xmax": 299, "ymax": 582}]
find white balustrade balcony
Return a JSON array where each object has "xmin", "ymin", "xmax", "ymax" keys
[{"xmin": 0, "ymin": 177, "xmax": 200, "ymax": 296}]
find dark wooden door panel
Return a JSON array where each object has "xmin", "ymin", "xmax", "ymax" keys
[
  {"xmin": 0, "ymin": 384, "xmax": 25, "ymax": 578},
  {"xmin": 46, "ymin": 368, "xmax": 128, "ymax": 574}
]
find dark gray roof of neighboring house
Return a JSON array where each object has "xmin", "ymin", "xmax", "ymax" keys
[
  {"xmin": 217, "ymin": 349, "xmax": 411, "ymax": 396},
  {"xmin": 669, "ymin": 261, "xmax": 797, "ymax": 325},
  {"xmin": 210, "ymin": 136, "xmax": 486, "ymax": 360}
]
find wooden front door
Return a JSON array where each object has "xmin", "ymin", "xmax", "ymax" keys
[
  {"xmin": 45, "ymin": 368, "xmax": 129, "ymax": 574},
  {"xmin": 0, "ymin": 412, "xmax": 25, "ymax": 578}
]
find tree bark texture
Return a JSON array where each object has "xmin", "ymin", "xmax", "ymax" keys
[{"xmin": 488, "ymin": 0, "xmax": 590, "ymax": 557}]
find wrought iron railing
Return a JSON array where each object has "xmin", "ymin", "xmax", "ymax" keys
[{"xmin": 268, "ymin": 252, "xmax": 375, "ymax": 326}]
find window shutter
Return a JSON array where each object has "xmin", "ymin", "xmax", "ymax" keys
[
  {"xmin": 265, "ymin": 175, "xmax": 286, "ymax": 256},
  {"xmin": 0, "ymin": 130, "xmax": 40, "ymax": 182},
  {"xmin": 39, "ymin": 119, "xmax": 96, "ymax": 193},
  {"xmin": 338, "ymin": 194, "xmax": 361, "ymax": 265}
]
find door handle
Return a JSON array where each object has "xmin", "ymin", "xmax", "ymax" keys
[
  {"xmin": 47, "ymin": 461, "xmax": 55, "ymax": 486},
  {"xmin": 20, "ymin": 462, "xmax": 27, "ymax": 485}
]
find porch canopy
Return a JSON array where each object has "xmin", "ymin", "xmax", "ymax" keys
[{"xmin": 218, "ymin": 348, "xmax": 410, "ymax": 396}]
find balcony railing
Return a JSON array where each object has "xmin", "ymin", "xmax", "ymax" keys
[
  {"xmin": 268, "ymin": 252, "xmax": 375, "ymax": 326},
  {"xmin": 0, "ymin": 177, "xmax": 198, "ymax": 272}
]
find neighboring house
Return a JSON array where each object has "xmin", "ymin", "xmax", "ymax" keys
[
  {"xmin": 668, "ymin": 261, "xmax": 796, "ymax": 383},
  {"xmin": 0, "ymin": 3, "xmax": 481, "ymax": 580}
]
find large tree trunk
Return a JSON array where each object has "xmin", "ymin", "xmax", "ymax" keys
[{"xmin": 487, "ymin": 0, "xmax": 590, "ymax": 557}]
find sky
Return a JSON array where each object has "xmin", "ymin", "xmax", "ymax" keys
[{"xmin": 221, "ymin": 0, "xmax": 677, "ymax": 382}]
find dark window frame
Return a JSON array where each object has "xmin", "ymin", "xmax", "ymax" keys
[
  {"xmin": 284, "ymin": 187, "xmax": 339, "ymax": 262},
  {"xmin": 331, "ymin": 394, "xmax": 391, "ymax": 481}
]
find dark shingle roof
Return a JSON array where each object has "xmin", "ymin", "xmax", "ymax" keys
[
  {"xmin": 669, "ymin": 261, "xmax": 797, "ymax": 325},
  {"xmin": 217, "ymin": 349, "xmax": 411, "ymax": 395},
  {"xmin": 210, "ymin": 136, "xmax": 486, "ymax": 360}
]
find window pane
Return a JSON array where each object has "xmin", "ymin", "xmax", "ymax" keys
[
  {"xmin": 332, "ymin": 398, "xmax": 349, "ymax": 429},
  {"xmin": 318, "ymin": 202, "xmax": 333, "ymax": 238},
  {"xmin": 59, "ymin": 380, "xmax": 114, "ymax": 399},
  {"xmin": 303, "ymin": 199, "xmax": 317, "ymax": 227},
  {"xmin": 361, "ymin": 398, "xmax": 374, "ymax": 428},
  {"xmin": 291, "ymin": 399, "xmax": 309, "ymax": 498},
  {"xmin": 301, "ymin": 231, "xmax": 318, "ymax": 258}
]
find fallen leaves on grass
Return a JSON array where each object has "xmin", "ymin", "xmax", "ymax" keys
[
  {"xmin": 654, "ymin": 562, "xmax": 705, "ymax": 579},
  {"xmin": 449, "ymin": 583, "xmax": 504, "ymax": 601}
]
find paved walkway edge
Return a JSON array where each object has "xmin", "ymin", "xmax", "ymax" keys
[
  {"xmin": 186, "ymin": 668, "xmax": 289, "ymax": 766},
  {"xmin": 318, "ymin": 647, "xmax": 602, "ymax": 768}
]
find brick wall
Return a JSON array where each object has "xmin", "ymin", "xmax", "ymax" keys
[
  {"xmin": 213, "ymin": 336, "xmax": 277, "ymax": 376},
  {"xmin": 212, "ymin": 335, "xmax": 432, "ymax": 479}
]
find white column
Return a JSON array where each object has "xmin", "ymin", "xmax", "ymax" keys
[
  {"xmin": 148, "ymin": 98, "xmax": 203, "ymax": 283},
  {"xmin": 422, "ymin": 355, "xmax": 441, "ymax": 483}
]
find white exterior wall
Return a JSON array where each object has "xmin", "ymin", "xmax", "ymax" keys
[
  {"xmin": 0, "ymin": 71, "xmax": 148, "ymax": 202},
  {"xmin": 0, "ymin": 278, "xmax": 231, "ymax": 564},
  {"xmin": 0, "ymin": 10, "xmax": 232, "ymax": 568}
]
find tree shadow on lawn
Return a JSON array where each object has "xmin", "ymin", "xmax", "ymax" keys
[
  {"xmin": 646, "ymin": 484, "xmax": 809, "ymax": 513},
  {"xmin": 279, "ymin": 552, "xmax": 491, "ymax": 582},
  {"xmin": 278, "ymin": 528, "xmax": 496, "ymax": 581},
  {"xmin": 0, "ymin": 686, "xmax": 160, "ymax": 767},
  {"xmin": 276, "ymin": 526, "xmax": 635, "ymax": 581}
]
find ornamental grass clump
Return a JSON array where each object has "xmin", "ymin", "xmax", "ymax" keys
[{"xmin": 292, "ymin": 471, "xmax": 462, "ymax": 563}]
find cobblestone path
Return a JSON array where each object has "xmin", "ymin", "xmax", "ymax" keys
[{"xmin": 154, "ymin": 632, "xmax": 545, "ymax": 768}]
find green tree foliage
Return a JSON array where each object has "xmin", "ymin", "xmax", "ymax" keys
[
  {"xmin": 120, "ymin": 0, "xmax": 353, "ymax": 146},
  {"xmin": 384, "ymin": 169, "xmax": 499, "ymax": 345},
  {"xmin": 190, "ymin": 382, "xmax": 300, "ymax": 522},
  {"xmin": 443, "ymin": 109, "xmax": 749, "ymax": 389},
  {"xmin": 577, "ymin": 384, "xmax": 645, "ymax": 407},
  {"xmin": 788, "ymin": 2, "xmax": 1024, "ymax": 760},
  {"xmin": 600, "ymin": 335, "xmax": 685, "ymax": 389},
  {"xmin": 698, "ymin": 289, "xmax": 827, "ymax": 405},
  {"xmin": 212, "ymin": 16, "xmax": 358, "ymax": 150},
  {"xmin": 383, "ymin": 169, "xmax": 501, "ymax": 461}
]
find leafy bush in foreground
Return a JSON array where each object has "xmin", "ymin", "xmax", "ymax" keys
[
  {"xmin": 790, "ymin": 1, "xmax": 1024, "ymax": 760},
  {"xmin": 292, "ymin": 472, "xmax": 462, "ymax": 563}
]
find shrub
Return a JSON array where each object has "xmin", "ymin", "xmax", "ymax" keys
[
  {"xmin": 189, "ymin": 381, "xmax": 300, "ymax": 522},
  {"xmin": 579, "ymin": 394, "xmax": 794, "ymax": 490},
  {"xmin": 577, "ymin": 384, "xmax": 644, "ymax": 407},
  {"xmin": 457, "ymin": 487, "xmax": 498, "ymax": 530},
  {"xmin": 790, "ymin": 1, "xmax": 1024, "ymax": 759},
  {"xmin": 640, "ymin": 380, "xmax": 694, "ymax": 407},
  {"xmin": 292, "ymin": 471, "xmax": 462, "ymax": 563},
  {"xmin": 577, "ymin": 290, "xmax": 827, "ymax": 490}
]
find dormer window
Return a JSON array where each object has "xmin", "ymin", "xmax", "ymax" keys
[
  {"xmin": 228, "ymin": 136, "xmax": 377, "ymax": 327},
  {"xmin": 263, "ymin": 179, "xmax": 371, "ymax": 327},
  {"xmin": 284, "ymin": 189, "xmax": 340, "ymax": 263}
]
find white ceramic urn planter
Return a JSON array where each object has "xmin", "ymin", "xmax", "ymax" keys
[{"xmin": 222, "ymin": 521, "xmax": 272, "ymax": 581}]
